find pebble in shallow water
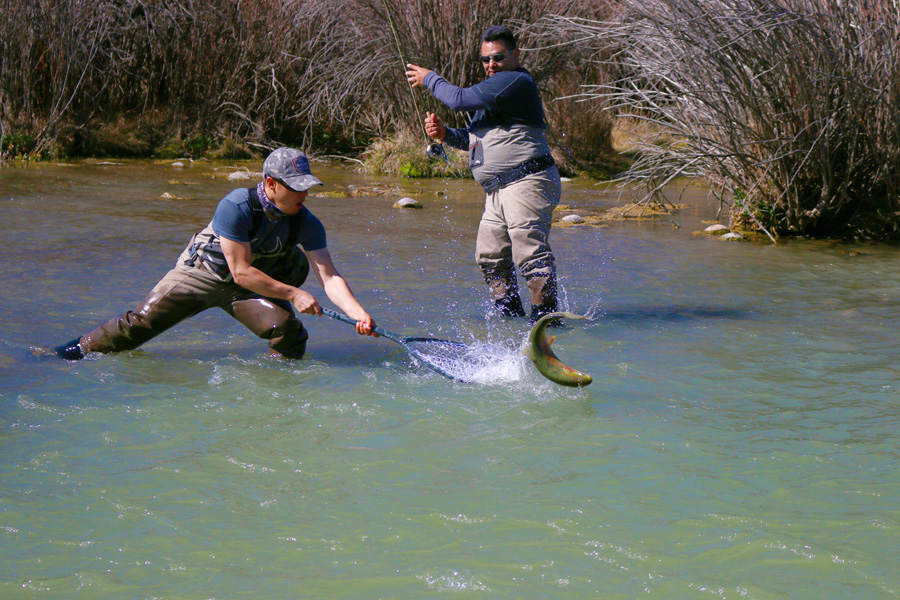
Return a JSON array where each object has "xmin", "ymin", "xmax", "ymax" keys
[{"xmin": 393, "ymin": 197, "xmax": 422, "ymax": 209}]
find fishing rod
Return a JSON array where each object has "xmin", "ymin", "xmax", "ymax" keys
[{"xmin": 380, "ymin": 0, "xmax": 447, "ymax": 160}]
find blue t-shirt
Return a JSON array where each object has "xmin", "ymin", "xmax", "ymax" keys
[
  {"xmin": 211, "ymin": 188, "xmax": 326, "ymax": 253},
  {"xmin": 178, "ymin": 187, "xmax": 326, "ymax": 280}
]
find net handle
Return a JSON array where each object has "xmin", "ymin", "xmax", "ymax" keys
[
  {"xmin": 320, "ymin": 308, "xmax": 468, "ymax": 382},
  {"xmin": 321, "ymin": 308, "xmax": 404, "ymax": 344}
]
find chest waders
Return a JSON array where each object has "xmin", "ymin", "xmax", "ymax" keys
[
  {"xmin": 53, "ymin": 189, "xmax": 311, "ymax": 360},
  {"xmin": 182, "ymin": 188, "xmax": 305, "ymax": 281}
]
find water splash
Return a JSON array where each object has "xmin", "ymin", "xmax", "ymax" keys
[
  {"xmin": 409, "ymin": 339, "xmax": 526, "ymax": 384},
  {"xmin": 457, "ymin": 341, "xmax": 528, "ymax": 385}
]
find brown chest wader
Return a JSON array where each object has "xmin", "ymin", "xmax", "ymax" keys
[{"xmin": 59, "ymin": 189, "xmax": 312, "ymax": 359}]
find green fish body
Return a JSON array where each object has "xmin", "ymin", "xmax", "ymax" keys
[{"xmin": 522, "ymin": 312, "xmax": 593, "ymax": 387}]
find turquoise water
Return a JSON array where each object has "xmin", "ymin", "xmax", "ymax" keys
[{"xmin": 1, "ymin": 160, "xmax": 898, "ymax": 599}]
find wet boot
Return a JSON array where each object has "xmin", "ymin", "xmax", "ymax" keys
[
  {"xmin": 526, "ymin": 274, "xmax": 560, "ymax": 325},
  {"xmin": 53, "ymin": 337, "xmax": 85, "ymax": 360},
  {"xmin": 494, "ymin": 294, "xmax": 526, "ymax": 318},
  {"xmin": 486, "ymin": 277, "xmax": 526, "ymax": 318},
  {"xmin": 529, "ymin": 302, "xmax": 562, "ymax": 326}
]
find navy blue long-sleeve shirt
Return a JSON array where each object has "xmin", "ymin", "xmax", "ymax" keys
[{"xmin": 424, "ymin": 68, "xmax": 551, "ymax": 186}]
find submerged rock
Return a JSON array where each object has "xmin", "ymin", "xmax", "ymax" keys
[
  {"xmin": 393, "ymin": 197, "xmax": 422, "ymax": 209},
  {"xmin": 721, "ymin": 232, "xmax": 744, "ymax": 241},
  {"xmin": 561, "ymin": 214, "xmax": 585, "ymax": 224}
]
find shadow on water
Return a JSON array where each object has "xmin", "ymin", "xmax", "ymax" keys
[{"xmin": 594, "ymin": 304, "xmax": 755, "ymax": 323}]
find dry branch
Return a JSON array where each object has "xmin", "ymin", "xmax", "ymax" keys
[{"xmin": 535, "ymin": 0, "xmax": 900, "ymax": 239}]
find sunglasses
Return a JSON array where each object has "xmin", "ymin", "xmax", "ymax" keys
[{"xmin": 479, "ymin": 51, "xmax": 511, "ymax": 63}]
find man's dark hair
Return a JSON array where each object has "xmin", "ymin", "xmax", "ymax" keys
[{"xmin": 481, "ymin": 25, "xmax": 517, "ymax": 50}]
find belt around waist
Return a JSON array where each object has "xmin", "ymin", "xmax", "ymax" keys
[{"xmin": 481, "ymin": 154, "xmax": 556, "ymax": 193}]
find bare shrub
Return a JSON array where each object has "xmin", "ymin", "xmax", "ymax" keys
[
  {"xmin": 0, "ymin": 0, "xmax": 348, "ymax": 153},
  {"xmin": 301, "ymin": 0, "xmax": 618, "ymax": 151},
  {"xmin": 0, "ymin": 0, "xmax": 620, "ymax": 163},
  {"xmin": 537, "ymin": 0, "xmax": 900, "ymax": 240}
]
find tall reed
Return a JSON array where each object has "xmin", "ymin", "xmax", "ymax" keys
[
  {"xmin": 535, "ymin": 0, "xmax": 900, "ymax": 239},
  {"xmin": 0, "ymin": 0, "xmax": 617, "ymax": 163}
]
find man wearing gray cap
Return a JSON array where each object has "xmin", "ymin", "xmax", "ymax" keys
[{"xmin": 53, "ymin": 148, "xmax": 376, "ymax": 360}]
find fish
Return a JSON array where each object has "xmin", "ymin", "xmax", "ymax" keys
[{"xmin": 522, "ymin": 312, "xmax": 593, "ymax": 387}]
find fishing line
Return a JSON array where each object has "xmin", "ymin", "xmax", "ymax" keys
[{"xmin": 380, "ymin": 0, "xmax": 447, "ymax": 160}]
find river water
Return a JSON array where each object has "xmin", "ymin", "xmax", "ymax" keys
[{"xmin": 1, "ymin": 159, "xmax": 898, "ymax": 599}]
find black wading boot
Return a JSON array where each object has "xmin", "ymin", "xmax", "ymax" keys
[
  {"xmin": 526, "ymin": 273, "xmax": 561, "ymax": 326},
  {"xmin": 529, "ymin": 301, "xmax": 562, "ymax": 327},
  {"xmin": 485, "ymin": 276, "xmax": 526, "ymax": 318},
  {"xmin": 53, "ymin": 338, "xmax": 85, "ymax": 360},
  {"xmin": 494, "ymin": 294, "xmax": 526, "ymax": 318}
]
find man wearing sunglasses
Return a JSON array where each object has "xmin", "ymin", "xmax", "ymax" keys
[
  {"xmin": 53, "ymin": 148, "xmax": 377, "ymax": 360},
  {"xmin": 406, "ymin": 25, "xmax": 561, "ymax": 324}
]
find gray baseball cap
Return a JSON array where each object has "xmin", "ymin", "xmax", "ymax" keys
[{"xmin": 263, "ymin": 148, "xmax": 324, "ymax": 191}]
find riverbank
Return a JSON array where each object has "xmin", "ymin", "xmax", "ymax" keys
[{"xmin": 1, "ymin": 121, "xmax": 634, "ymax": 181}]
